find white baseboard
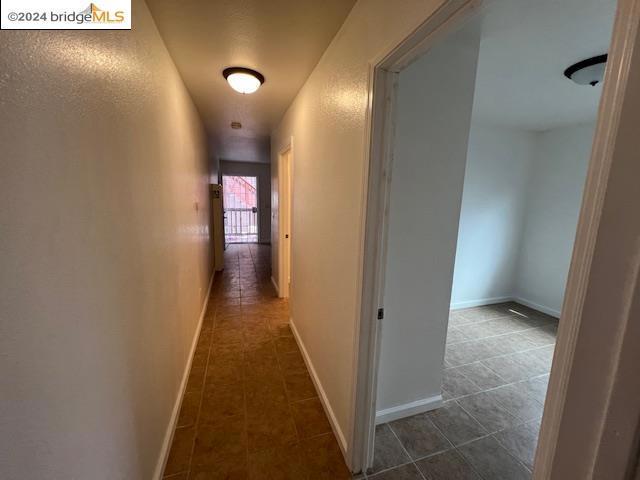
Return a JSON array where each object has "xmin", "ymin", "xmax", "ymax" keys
[
  {"xmin": 450, "ymin": 295, "xmax": 513, "ymax": 310},
  {"xmin": 375, "ymin": 394, "xmax": 443, "ymax": 424},
  {"xmin": 289, "ymin": 318, "xmax": 349, "ymax": 457},
  {"xmin": 512, "ymin": 296, "xmax": 560, "ymax": 318},
  {"xmin": 153, "ymin": 273, "xmax": 214, "ymax": 480},
  {"xmin": 450, "ymin": 295, "xmax": 560, "ymax": 318},
  {"xmin": 271, "ymin": 276, "xmax": 280, "ymax": 297}
]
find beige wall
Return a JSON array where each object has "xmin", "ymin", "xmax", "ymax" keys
[
  {"xmin": 0, "ymin": 1, "xmax": 212, "ymax": 478},
  {"xmin": 270, "ymin": 0, "xmax": 449, "ymax": 454},
  {"xmin": 209, "ymin": 138, "xmax": 222, "ymax": 185}
]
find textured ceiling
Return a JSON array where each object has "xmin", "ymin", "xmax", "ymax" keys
[
  {"xmin": 146, "ymin": 0, "xmax": 356, "ymax": 162},
  {"xmin": 473, "ymin": 0, "xmax": 617, "ymax": 131}
]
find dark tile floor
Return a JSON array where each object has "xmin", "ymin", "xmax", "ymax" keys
[
  {"xmin": 164, "ymin": 250, "xmax": 557, "ymax": 479},
  {"xmin": 162, "ymin": 244, "xmax": 352, "ymax": 479},
  {"xmin": 369, "ymin": 302, "xmax": 558, "ymax": 479}
]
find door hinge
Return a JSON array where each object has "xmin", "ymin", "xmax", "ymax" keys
[{"xmin": 377, "ymin": 308, "xmax": 384, "ymax": 320}]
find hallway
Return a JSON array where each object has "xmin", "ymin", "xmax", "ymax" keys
[
  {"xmin": 163, "ymin": 244, "xmax": 351, "ymax": 479},
  {"xmin": 2, "ymin": 0, "xmax": 638, "ymax": 478}
]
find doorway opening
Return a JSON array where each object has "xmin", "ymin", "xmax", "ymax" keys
[
  {"xmin": 352, "ymin": 0, "xmax": 629, "ymax": 476},
  {"xmin": 278, "ymin": 144, "xmax": 293, "ymax": 298},
  {"xmin": 222, "ymin": 175, "xmax": 259, "ymax": 244}
]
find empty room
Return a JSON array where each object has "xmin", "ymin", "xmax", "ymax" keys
[{"xmin": 370, "ymin": 0, "xmax": 617, "ymax": 478}]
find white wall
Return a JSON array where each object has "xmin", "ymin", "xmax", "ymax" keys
[
  {"xmin": 515, "ymin": 123, "xmax": 596, "ymax": 314},
  {"xmin": 0, "ymin": 1, "xmax": 212, "ymax": 478},
  {"xmin": 376, "ymin": 23, "xmax": 481, "ymax": 418},
  {"xmin": 451, "ymin": 123, "xmax": 595, "ymax": 316},
  {"xmin": 220, "ymin": 160, "xmax": 271, "ymax": 244},
  {"xmin": 451, "ymin": 125, "xmax": 536, "ymax": 308},
  {"xmin": 270, "ymin": 0, "xmax": 452, "ymax": 454}
]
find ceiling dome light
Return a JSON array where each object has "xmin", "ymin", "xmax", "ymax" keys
[
  {"xmin": 564, "ymin": 54, "xmax": 608, "ymax": 86},
  {"xmin": 223, "ymin": 67, "xmax": 265, "ymax": 94}
]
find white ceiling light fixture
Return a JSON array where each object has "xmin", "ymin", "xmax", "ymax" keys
[
  {"xmin": 223, "ymin": 67, "xmax": 265, "ymax": 94},
  {"xmin": 564, "ymin": 54, "xmax": 608, "ymax": 86}
]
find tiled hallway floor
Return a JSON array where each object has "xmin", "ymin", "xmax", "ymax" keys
[
  {"xmin": 164, "ymin": 250, "xmax": 558, "ymax": 480},
  {"xmin": 369, "ymin": 303, "xmax": 558, "ymax": 479},
  {"xmin": 162, "ymin": 244, "xmax": 352, "ymax": 479}
]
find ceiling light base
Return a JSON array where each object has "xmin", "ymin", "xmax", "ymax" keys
[
  {"xmin": 223, "ymin": 67, "xmax": 265, "ymax": 94},
  {"xmin": 564, "ymin": 54, "xmax": 608, "ymax": 86}
]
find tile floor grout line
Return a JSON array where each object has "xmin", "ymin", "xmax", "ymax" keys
[
  {"xmin": 477, "ymin": 361, "xmax": 550, "ymax": 401},
  {"xmin": 448, "ymin": 352, "xmax": 548, "ymax": 428},
  {"xmin": 446, "ymin": 329, "xmax": 555, "ymax": 354},
  {"xmin": 449, "ymin": 313, "xmax": 531, "ymax": 329},
  {"xmin": 176, "ymin": 269, "xmax": 222, "ymax": 479},
  {"xmin": 452, "ymin": 304, "xmax": 555, "ymax": 323},
  {"xmin": 452, "ymin": 444, "xmax": 493, "ymax": 480},
  {"xmin": 445, "ymin": 341, "xmax": 555, "ymax": 370},
  {"xmin": 229, "ymin": 248, "xmax": 250, "ymax": 475},
  {"xmin": 237, "ymin": 249, "xmax": 251, "ymax": 476},
  {"xmin": 447, "ymin": 359, "xmax": 511, "ymax": 393},
  {"xmin": 444, "ymin": 371, "xmax": 550, "ymax": 403},
  {"xmin": 450, "ymin": 318, "xmax": 553, "ymax": 336},
  {"xmin": 434, "ymin": 392, "xmax": 535, "ymax": 479},
  {"xmin": 402, "ymin": 427, "xmax": 492, "ymax": 480},
  {"xmin": 385, "ymin": 421, "xmax": 432, "ymax": 480},
  {"xmin": 451, "ymin": 398, "xmax": 497, "ymax": 439},
  {"xmin": 451, "ymin": 311, "xmax": 516, "ymax": 324},
  {"xmin": 445, "ymin": 334, "xmax": 555, "ymax": 351},
  {"xmin": 418, "ymin": 414, "xmax": 462, "ymax": 479},
  {"xmin": 270, "ymin": 316, "xmax": 304, "ymax": 445},
  {"xmin": 182, "ymin": 286, "xmax": 218, "ymax": 478},
  {"xmin": 447, "ymin": 373, "xmax": 547, "ymax": 428},
  {"xmin": 366, "ymin": 459, "xmax": 416, "ymax": 477},
  {"xmin": 448, "ymin": 309, "xmax": 556, "ymax": 334},
  {"xmin": 491, "ymin": 426, "xmax": 536, "ymax": 474}
]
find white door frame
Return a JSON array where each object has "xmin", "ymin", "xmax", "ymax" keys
[
  {"xmin": 350, "ymin": 1, "xmax": 482, "ymax": 471},
  {"xmin": 351, "ymin": 0, "xmax": 640, "ymax": 475},
  {"xmin": 278, "ymin": 140, "xmax": 293, "ymax": 299},
  {"xmin": 534, "ymin": 0, "xmax": 640, "ymax": 476}
]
